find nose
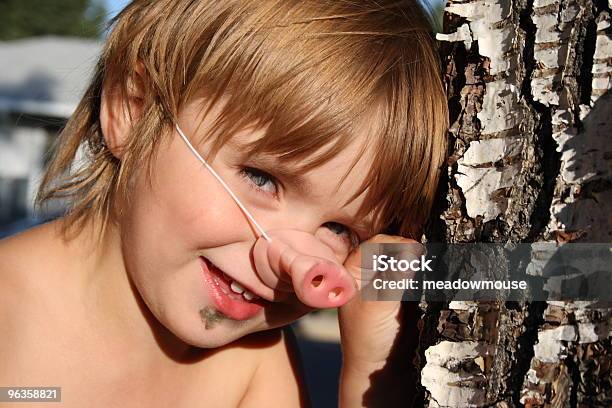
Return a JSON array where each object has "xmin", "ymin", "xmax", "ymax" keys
[{"xmin": 252, "ymin": 229, "xmax": 358, "ymax": 308}]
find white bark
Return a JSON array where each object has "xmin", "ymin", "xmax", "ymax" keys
[{"xmin": 421, "ymin": 0, "xmax": 612, "ymax": 407}]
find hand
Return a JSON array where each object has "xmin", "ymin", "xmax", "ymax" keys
[{"xmin": 337, "ymin": 234, "xmax": 424, "ymax": 407}]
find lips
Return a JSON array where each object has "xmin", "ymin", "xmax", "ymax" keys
[{"xmin": 199, "ymin": 257, "xmax": 265, "ymax": 321}]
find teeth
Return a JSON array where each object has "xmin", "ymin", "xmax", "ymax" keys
[
  {"xmin": 228, "ymin": 279, "xmax": 259, "ymax": 301},
  {"xmin": 230, "ymin": 281, "xmax": 245, "ymax": 294},
  {"xmin": 243, "ymin": 291, "xmax": 258, "ymax": 301}
]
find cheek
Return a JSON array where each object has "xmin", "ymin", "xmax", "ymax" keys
[
  {"xmin": 158, "ymin": 169, "xmax": 252, "ymax": 249},
  {"xmin": 314, "ymin": 229, "xmax": 351, "ymax": 263},
  {"xmin": 116, "ymin": 144, "xmax": 256, "ymax": 336},
  {"xmin": 121, "ymin": 139, "xmax": 251, "ymax": 263}
]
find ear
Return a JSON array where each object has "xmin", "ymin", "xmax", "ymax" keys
[{"xmin": 99, "ymin": 63, "xmax": 147, "ymax": 160}]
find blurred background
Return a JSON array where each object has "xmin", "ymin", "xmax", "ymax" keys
[{"xmin": 0, "ymin": 1, "xmax": 444, "ymax": 406}]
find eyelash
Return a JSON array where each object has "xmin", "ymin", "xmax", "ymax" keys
[
  {"xmin": 323, "ymin": 221, "xmax": 361, "ymax": 249},
  {"xmin": 239, "ymin": 167, "xmax": 280, "ymax": 198},
  {"xmin": 239, "ymin": 166, "xmax": 361, "ymax": 249}
]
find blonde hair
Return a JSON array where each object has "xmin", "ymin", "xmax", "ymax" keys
[{"xmin": 37, "ymin": 0, "xmax": 449, "ymax": 241}]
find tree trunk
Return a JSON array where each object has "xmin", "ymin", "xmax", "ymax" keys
[{"xmin": 417, "ymin": 0, "xmax": 611, "ymax": 406}]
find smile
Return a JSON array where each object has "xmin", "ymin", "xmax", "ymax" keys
[
  {"xmin": 227, "ymin": 275, "xmax": 259, "ymax": 301},
  {"xmin": 199, "ymin": 256, "xmax": 265, "ymax": 321}
]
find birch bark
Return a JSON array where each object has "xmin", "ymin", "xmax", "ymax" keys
[{"xmin": 418, "ymin": 0, "xmax": 612, "ymax": 406}]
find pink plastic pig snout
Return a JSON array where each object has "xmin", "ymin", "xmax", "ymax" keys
[{"xmin": 252, "ymin": 230, "xmax": 358, "ymax": 309}]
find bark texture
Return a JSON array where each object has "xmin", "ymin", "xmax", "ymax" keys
[{"xmin": 418, "ymin": 0, "xmax": 612, "ymax": 406}]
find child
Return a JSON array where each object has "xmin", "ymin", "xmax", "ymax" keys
[{"xmin": 0, "ymin": 0, "xmax": 448, "ymax": 406}]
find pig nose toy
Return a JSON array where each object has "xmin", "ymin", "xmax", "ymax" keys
[
  {"xmin": 253, "ymin": 230, "xmax": 358, "ymax": 308},
  {"xmin": 175, "ymin": 122, "xmax": 357, "ymax": 308}
]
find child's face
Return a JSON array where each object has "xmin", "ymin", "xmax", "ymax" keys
[{"xmin": 120, "ymin": 97, "xmax": 376, "ymax": 348}]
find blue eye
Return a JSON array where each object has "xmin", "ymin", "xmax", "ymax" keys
[
  {"xmin": 240, "ymin": 167, "xmax": 279, "ymax": 196},
  {"xmin": 323, "ymin": 222, "xmax": 360, "ymax": 249}
]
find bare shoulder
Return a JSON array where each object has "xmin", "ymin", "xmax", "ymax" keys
[
  {"xmin": 0, "ymin": 220, "xmax": 65, "ymax": 300},
  {"xmin": 0, "ymin": 222, "xmax": 45, "ymax": 306},
  {"xmin": 236, "ymin": 327, "xmax": 310, "ymax": 408},
  {"xmin": 0, "ymin": 220, "xmax": 68, "ymax": 380}
]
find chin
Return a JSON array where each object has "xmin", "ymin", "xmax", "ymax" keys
[
  {"xmin": 182, "ymin": 332, "xmax": 240, "ymax": 349},
  {"xmin": 164, "ymin": 311, "xmax": 262, "ymax": 349}
]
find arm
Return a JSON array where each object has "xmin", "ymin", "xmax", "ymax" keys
[
  {"xmin": 338, "ymin": 235, "xmax": 423, "ymax": 407},
  {"xmin": 338, "ymin": 303, "xmax": 418, "ymax": 407},
  {"xmin": 239, "ymin": 327, "xmax": 311, "ymax": 408}
]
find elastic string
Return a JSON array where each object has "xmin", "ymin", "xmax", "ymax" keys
[{"xmin": 174, "ymin": 122, "xmax": 271, "ymax": 242}]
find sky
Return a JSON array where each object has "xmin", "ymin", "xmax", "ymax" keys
[{"xmin": 104, "ymin": 0, "xmax": 131, "ymax": 20}]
